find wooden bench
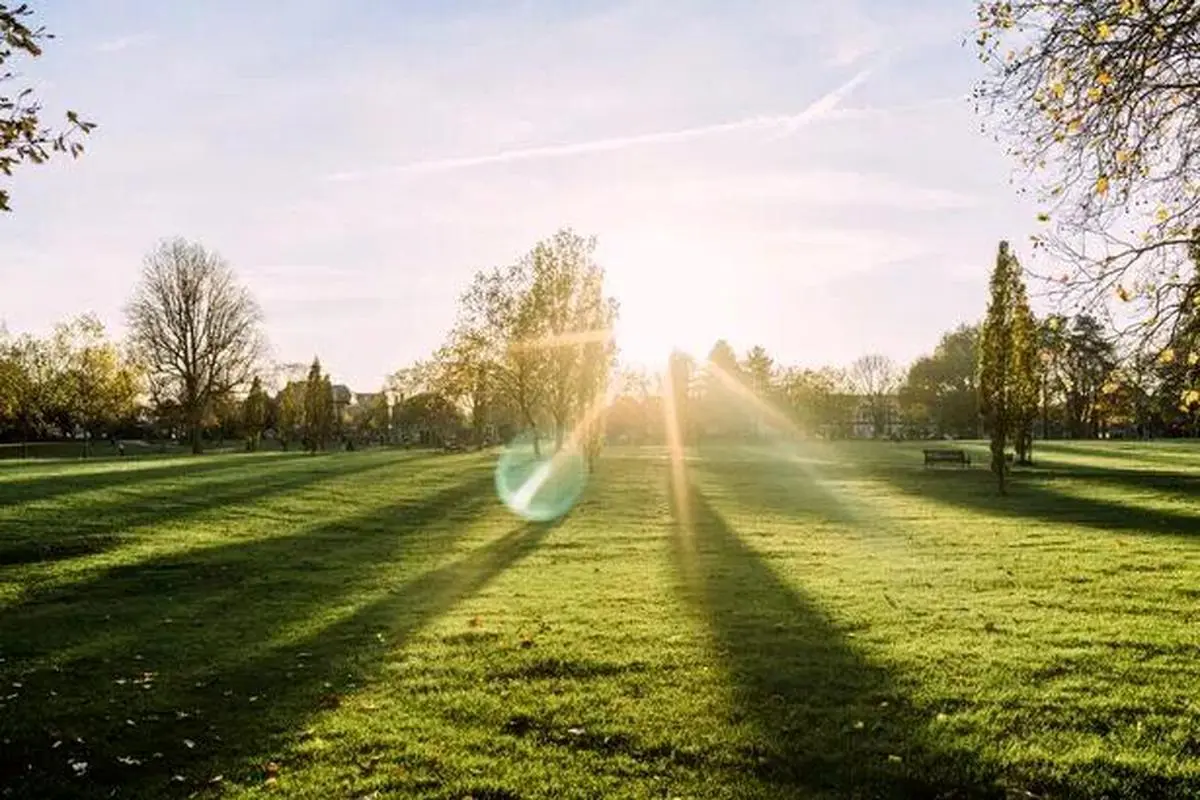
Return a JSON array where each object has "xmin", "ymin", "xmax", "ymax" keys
[{"xmin": 923, "ymin": 448, "xmax": 970, "ymax": 467}]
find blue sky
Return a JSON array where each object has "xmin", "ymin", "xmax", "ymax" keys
[{"xmin": 0, "ymin": 0, "xmax": 1039, "ymax": 390}]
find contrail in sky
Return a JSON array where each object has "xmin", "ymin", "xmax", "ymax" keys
[{"xmin": 327, "ymin": 69, "xmax": 872, "ymax": 181}]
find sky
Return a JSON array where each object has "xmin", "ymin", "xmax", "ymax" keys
[{"xmin": 0, "ymin": 0, "xmax": 1042, "ymax": 391}]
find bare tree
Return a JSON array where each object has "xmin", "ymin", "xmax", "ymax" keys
[
  {"xmin": 126, "ymin": 238, "xmax": 265, "ymax": 454},
  {"xmin": 848, "ymin": 354, "xmax": 901, "ymax": 438}
]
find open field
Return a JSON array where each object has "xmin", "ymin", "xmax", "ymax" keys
[{"xmin": 1, "ymin": 442, "xmax": 1198, "ymax": 798}]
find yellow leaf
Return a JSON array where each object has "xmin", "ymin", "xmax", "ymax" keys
[
  {"xmin": 1189, "ymin": 352, "xmax": 1200, "ymax": 366},
  {"xmin": 1096, "ymin": 175, "xmax": 1110, "ymax": 195},
  {"xmin": 1087, "ymin": 87, "xmax": 1102, "ymax": 101},
  {"xmin": 1116, "ymin": 149, "xmax": 1132, "ymax": 164},
  {"xmin": 1116, "ymin": 285, "xmax": 1130, "ymax": 302},
  {"xmin": 1097, "ymin": 21, "xmax": 1113, "ymax": 40},
  {"xmin": 1097, "ymin": 71, "xmax": 1113, "ymax": 86},
  {"xmin": 1068, "ymin": 117, "xmax": 1083, "ymax": 132},
  {"xmin": 1160, "ymin": 348, "xmax": 1176, "ymax": 364},
  {"xmin": 1051, "ymin": 82, "xmax": 1066, "ymax": 98},
  {"xmin": 1156, "ymin": 206, "xmax": 1170, "ymax": 222}
]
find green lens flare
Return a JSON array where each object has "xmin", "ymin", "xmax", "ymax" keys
[{"xmin": 494, "ymin": 431, "xmax": 588, "ymax": 522}]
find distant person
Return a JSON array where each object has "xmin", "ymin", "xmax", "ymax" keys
[{"xmin": 117, "ymin": 440, "xmax": 126, "ymax": 457}]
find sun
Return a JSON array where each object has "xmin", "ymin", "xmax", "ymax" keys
[
  {"xmin": 601, "ymin": 233, "xmax": 729, "ymax": 369},
  {"xmin": 613, "ymin": 313, "xmax": 710, "ymax": 369}
]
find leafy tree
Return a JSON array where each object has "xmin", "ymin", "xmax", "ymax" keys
[
  {"xmin": 276, "ymin": 381, "xmax": 304, "ymax": 452},
  {"xmin": 975, "ymin": 0, "xmax": 1200, "ymax": 340},
  {"xmin": 446, "ymin": 228, "xmax": 618, "ymax": 459},
  {"xmin": 242, "ymin": 375, "xmax": 268, "ymax": 451},
  {"xmin": 979, "ymin": 241, "xmax": 1017, "ymax": 494},
  {"xmin": 699, "ymin": 340, "xmax": 745, "ymax": 439},
  {"xmin": 393, "ymin": 392, "xmax": 462, "ymax": 445},
  {"xmin": 1, "ymin": 4, "xmax": 96, "ymax": 211},
  {"xmin": 59, "ymin": 315, "xmax": 140, "ymax": 456},
  {"xmin": 898, "ymin": 324, "xmax": 980, "ymax": 439},
  {"xmin": 1058, "ymin": 315, "xmax": 1118, "ymax": 438},
  {"xmin": 126, "ymin": 238, "xmax": 265, "ymax": 454},
  {"xmin": 778, "ymin": 367, "xmax": 840, "ymax": 437},
  {"xmin": 2, "ymin": 332, "xmax": 67, "ymax": 455}
]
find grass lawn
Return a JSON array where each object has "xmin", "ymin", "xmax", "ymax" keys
[{"xmin": 1, "ymin": 441, "xmax": 1198, "ymax": 798}]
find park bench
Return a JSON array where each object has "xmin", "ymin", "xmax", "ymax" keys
[{"xmin": 923, "ymin": 448, "xmax": 970, "ymax": 468}]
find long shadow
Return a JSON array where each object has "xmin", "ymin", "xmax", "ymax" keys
[
  {"xmin": 668, "ymin": 475, "xmax": 1002, "ymax": 798},
  {"xmin": 0, "ymin": 451, "xmax": 298, "ymax": 507},
  {"xmin": 866, "ymin": 459, "xmax": 1200, "ymax": 538},
  {"xmin": 0, "ymin": 452, "xmax": 442, "ymax": 570},
  {"xmin": 0, "ymin": 466, "xmax": 549, "ymax": 798},
  {"xmin": 689, "ymin": 444, "xmax": 861, "ymax": 526}
]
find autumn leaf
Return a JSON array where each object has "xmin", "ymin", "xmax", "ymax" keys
[
  {"xmin": 1156, "ymin": 206, "xmax": 1170, "ymax": 222},
  {"xmin": 1097, "ymin": 71, "xmax": 1113, "ymax": 86},
  {"xmin": 1116, "ymin": 285, "xmax": 1131, "ymax": 302},
  {"xmin": 1036, "ymin": 212, "xmax": 1050, "ymax": 223},
  {"xmin": 1096, "ymin": 21, "xmax": 1113, "ymax": 41},
  {"xmin": 1160, "ymin": 348, "xmax": 1176, "ymax": 364},
  {"xmin": 1096, "ymin": 175, "xmax": 1110, "ymax": 195}
]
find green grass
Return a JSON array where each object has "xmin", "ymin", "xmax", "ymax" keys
[{"xmin": 1, "ymin": 441, "xmax": 1198, "ymax": 798}]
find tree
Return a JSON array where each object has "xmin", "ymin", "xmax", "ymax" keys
[
  {"xmin": 2, "ymin": 332, "xmax": 67, "ymax": 456},
  {"xmin": 393, "ymin": 392, "xmax": 462, "ymax": 445},
  {"xmin": 699, "ymin": 340, "xmax": 745, "ymax": 439},
  {"xmin": 302, "ymin": 359, "xmax": 326, "ymax": 453},
  {"xmin": 242, "ymin": 375, "xmax": 268, "ymax": 451},
  {"xmin": 59, "ymin": 315, "xmax": 140, "ymax": 456},
  {"xmin": 975, "ymin": 0, "xmax": 1200, "ymax": 342},
  {"xmin": 666, "ymin": 350, "xmax": 694, "ymax": 444},
  {"xmin": 446, "ymin": 228, "xmax": 618, "ymax": 459},
  {"xmin": 276, "ymin": 381, "xmax": 304, "ymax": 452},
  {"xmin": 1010, "ymin": 282, "xmax": 1042, "ymax": 464},
  {"xmin": 1, "ymin": 4, "xmax": 96, "ymax": 211},
  {"xmin": 848, "ymin": 354, "xmax": 900, "ymax": 437},
  {"xmin": 1059, "ymin": 315, "xmax": 1118, "ymax": 438},
  {"xmin": 898, "ymin": 324, "xmax": 980, "ymax": 439},
  {"xmin": 126, "ymin": 238, "xmax": 265, "ymax": 454},
  {"xmin": 978, "ymin": 241, "xmax": 1029, "ymax": 493}
]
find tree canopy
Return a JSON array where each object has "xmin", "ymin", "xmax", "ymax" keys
[
  {"xmin": 976, "ymin": 0, "xmax": 1200, "ymax": 343},
  {"xmin": 0, "ymin": 3, "xmax": 95, "ymax": 211}
]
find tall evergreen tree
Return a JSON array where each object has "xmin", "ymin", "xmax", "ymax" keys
[
  {"xmin": 979, "ymin": 241, "xmax": 1018, "ymax": 493},
  {"xmin": 1011, "ymin": 280, "xmax": 1041, "ymax": 464},
  {"xmin": 242, "ymin": 376, "xmax": 268, "ymax": 451},
  {"xmin": 303, "ymin": 358, "xmax": 323, "ymax": 453}
]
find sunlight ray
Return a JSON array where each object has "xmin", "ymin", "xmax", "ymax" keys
[
  {"xmin": 662, "ymin": 359, "xmax": 692, "ymax": 534},
  {"xmin": 510, "ymin": 328, "xmax": 614, "ymax": 352}
]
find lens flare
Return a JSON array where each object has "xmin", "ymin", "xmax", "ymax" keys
[{"xmin": 494, "ymin": 431, "xmax": 588, "ymax": 522}]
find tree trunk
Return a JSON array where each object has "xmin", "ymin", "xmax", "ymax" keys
[
  {"xmin": 21, "ymin": 419, "xmax": 29, "ymax": 459},
  {"xmin": 990, "ymin": 423, "xmax": 1007, "ymax": 495},
  {"xmin": 190, "ymin": 422, "xmax": 203, "ymax": 454}
]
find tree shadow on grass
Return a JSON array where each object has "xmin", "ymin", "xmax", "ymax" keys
[
  {"xmin": 0, "ymin": 452, "xmax": 442, "ymax": 570},
  {"xmin": 866, "ymin": 460, "xmax": 1200, "ymax": 538},
  {"xmin": 0, "ymin": 467, "xmax": 552, "ymax": 799},
  {"xmin": 668, "ymin": 474, "xmax": 1003, "ymax": 798},
  {"xmin": 0, "ymin": 451, "xmax": 297, "ymax": 507}
]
